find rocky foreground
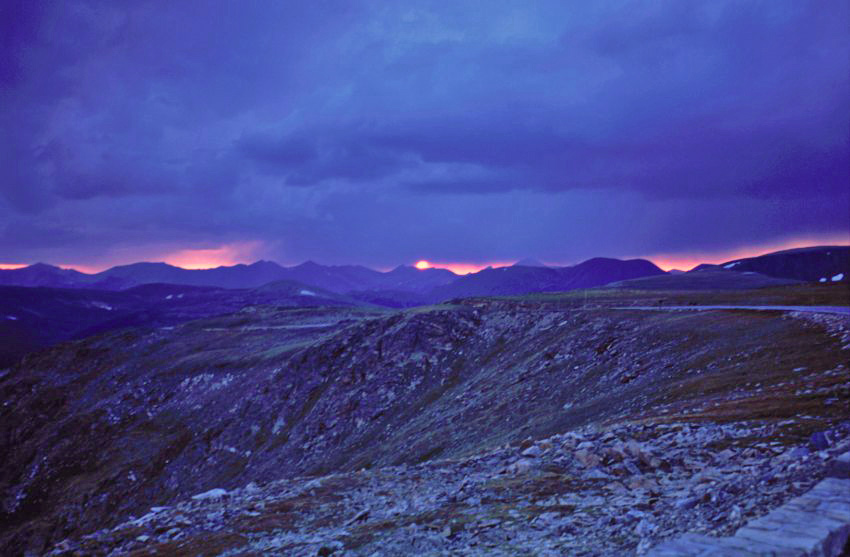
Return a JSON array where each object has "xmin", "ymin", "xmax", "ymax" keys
[
  {"xmin": 49, "ymin": 418, "xmax": 849, "ymax": 556},
  {"xmin": 2, "ymin": 286, "xmax": 849, "ymax": 555}
]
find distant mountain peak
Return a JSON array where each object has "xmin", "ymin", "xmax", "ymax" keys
[
  {"xmin": 389, "ymin": 264, "xmax": 455, "ymax": 275},
  {"xmin": 116, "ymin": 261, "xmax": 176, "ymax": 269},
  {"xmin": 513, "ymin": 258, "xmax": 546, "ymax": 268},
  {"xmin": 295, "ymin": 260, "xmax": 322, "ymax": 269},
  {"xmin": 24, "ymin": 262, "xmax": 88, "ymax": 276},
  {"xmin": 249, "ymin": 260, "xmax": 282, "ymax": 269},
  {"xmin": 28, "ymin": 262, "xmax": 62, "ymax": 270}
]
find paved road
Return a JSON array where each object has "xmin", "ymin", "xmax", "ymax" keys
[
  {"xmin": 202, "ymin": 323, "xmax": 340, "ymax": 332},
  {"xmin": 614, "ymin": 305, "xmax": 850, "ymax": 315}
]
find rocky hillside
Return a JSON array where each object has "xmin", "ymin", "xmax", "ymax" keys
[
  {"xmin": 47, "ymin": 420, "xmax": 850, "ymax": 556},
  {"xmin": 0, "ymin": 258, "xmax": 666, "ymax": 367},
  {"xmin": 1, "ymin": 285, "xmax": 848, "ymax": 555}
]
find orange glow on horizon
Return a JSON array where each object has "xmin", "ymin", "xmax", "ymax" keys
[
  {"xmin": 415, "ymin": 260, "xmax": 516, "ymax": 275},
  {"xmin": 58, "ymin": 263, "xmax": 102, "ymax": 274},
  {"xmin": 41, "ymin": 241, "xmax": 268, "ymax": 273},
  {"xmin": 0, "ymin": 262, "xmax": 104, "ymax": 273},
  {"xmin": 162, "ymin": 241, "xmax": 264, "ymax": 270},
  {"xmin": 645, "ymin": 234, "xmax": 850, "ymax": 272},
  {"xmin": 8, "ymin": 234, "xmax": 847, "ymax": 276}
]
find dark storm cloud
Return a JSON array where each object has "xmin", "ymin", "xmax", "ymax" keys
[
  {"xmin": 0, "ymin": 219, "xmax": 82, "ymax": 250},
  {"xmin": 407, "ymin": 177, "xmax": 516, "ymax": 195},
  {"xmin": 1, "ymin": 0, "xmax": 847, "ymax": 267},
  {"xmin": 0, "ymin": 1, "xmax": 45, "ymax": 86},
  {"xmin": 239, "ymin": 134, "xmax": 318, "ymax": 170},
  {"xmin": 238, "ymin": 129, "xmax": 410, "ymax": 185}
]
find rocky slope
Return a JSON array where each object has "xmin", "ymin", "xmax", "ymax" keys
[
  {"xmin": 46, "ymin": 420, "xmax": 850, "ymax": 556},
  {"xmin": 1, "ymin": 286, "xmax": 849, "ymax": 555},
  {"xmin": 0, "ymin": 258, "xmax": 666, "ymax": 367}
]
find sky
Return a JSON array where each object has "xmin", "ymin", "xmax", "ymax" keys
[{"xmin": 1, "ymin": 0, "xmax": 848, "ymax": 273}]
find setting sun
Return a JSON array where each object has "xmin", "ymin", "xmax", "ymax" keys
[{"xmin": 413, "ymin": 260, "xmax": 516, "ymax": 275}]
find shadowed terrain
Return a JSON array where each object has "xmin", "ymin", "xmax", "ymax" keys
[{"xmin": 0, "ymin": 282, "xmax": 372, "ymax": 368}]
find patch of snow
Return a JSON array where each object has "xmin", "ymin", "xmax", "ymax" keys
[
  {"xmin": 92, "ymin": 301, "xmax": 113, "ymax": 311},
  {"xmin": 723, "ymin": 262, "xmax": 740, "ymax": 269},
  {"xmin": 212, "ymin": 373, "xmax": 234, "ymax": 390},
  {"xmin": 165, "ymin": 294, "xmax": 173, "ymax": 300},
  {"xmin": 820, "ymin": 277, "xmax": 827, "ymax": 283},
  {"xmin": 177, "ymin": 293, "xmax": 184, "ymax": 299},
  {"xmin": 832, "ymin": 273, "xmax": 844, "ymax": 281},
  {"xmin": 128, "ymin": 514, "xmax": 155, "ymax": 527},
  {"xmin": 180, "ymin": 372, "xmax": 232, "ymax": 392},
  {"xmin": 299, "ymin": 289, "xmax": 317, "ymax": 296},
  {"xmin": 179, "ymin": 373, "xmax": 214, "ymax": 391},
  {"xmin": 5, "ymin": 315, "xmax": 18, "ymax": 320},
  {"xmin": 191, "ymin": 488, "xmax": 228, "ymax": 500}
]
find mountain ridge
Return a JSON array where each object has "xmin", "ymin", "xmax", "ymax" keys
[
  {"xmin": 2, "ymin": 245, "xmax": 845, "ymax": 301},
  {"xmin": 0, "ymin": 257, "xmax": 659, "ymax": 295},
  {"xmin": 430, "ymin": 257, "xmax": 665, "ymax": 300}
]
